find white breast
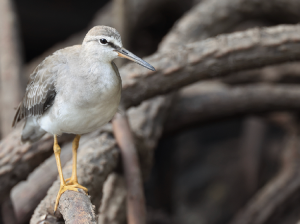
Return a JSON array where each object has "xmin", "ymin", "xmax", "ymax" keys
[{"xmin": 38, "ymin": 62, "xmax": 121, "ymax": 135}]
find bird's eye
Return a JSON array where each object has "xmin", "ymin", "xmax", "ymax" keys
[{"xmin": 99, "ymin": 38, "xmax": 108, "ymax": 45}]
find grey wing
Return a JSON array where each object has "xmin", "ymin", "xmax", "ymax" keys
[{"xmin": 12, "ymin": 50, "xmax": 68, "ymax": 127}]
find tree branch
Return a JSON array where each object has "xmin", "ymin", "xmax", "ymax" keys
[
  {"xmin": 112, "ymin": 111, "xmax": 146, "ymax": 224},
  {"xmin": 120, "ymin": 24, "xmax": 300, "ymax": 109},
  {"xmin": 166, "ymin": 82, "xmax": 300, "ymax": 132},
  {"xmin": 59, "ymin": 190, "xmax": 97, "ymax": 224},
  {"xmin": 159, "ymin": 0, "xmax": 300, "ymax": 51},
  {"xmin": 221, "ymin": 61, "xmax": 300, "ymax": 85}
]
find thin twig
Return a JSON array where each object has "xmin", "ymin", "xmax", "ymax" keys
[{"xmin": 112, "ymin": 110, "xmax": 146, "ymax": 224}]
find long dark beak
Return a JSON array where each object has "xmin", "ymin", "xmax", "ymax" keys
[{"xmin": 114, "ymin": 47, "xmax": 155, "ymax": 71}]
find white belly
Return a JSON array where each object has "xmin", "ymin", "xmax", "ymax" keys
[
  {"xmin": 38, "ymin": 89, "xmax": 121, "ymax": 135},
  {"xmin": 38, "ymin": 60, "xmax": 122, "ymax": 135}
]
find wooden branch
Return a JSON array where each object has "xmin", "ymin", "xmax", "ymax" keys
[
  {"xmin": 159, "ymin": 0, "xmax": 300, "ymax": 51},
  {"xmin": 59, "ymin": 190, "xmax": 97, "ymax": 224},
  {"xmin": 112, "ymin": 111, "xmax": 146, "ymax": 224},
  {"xmin": 30, "ymin": 130, "xmax": 119, "ymax": 224},
  {"xmin": 0, "ymin": 0, "xmax": 23, "ymax": 137},
  {"xmin": 166, "ymin": 82, "xmax": 300, "ymax": 132},
  {"xmin": 222, "ymin": 61, "xmax": 300, "ymax": 85},
  {"xmin": 120, "ymin": 24, "xmax": 300, "ymax": 109}
]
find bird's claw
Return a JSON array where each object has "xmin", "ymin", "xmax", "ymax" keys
[
  {"xmin": 54, "ymin": 182, "xmax": 88, "ymax": 212},
  {"xmin": 65, "ymin": 178, "xmax": 88, "ymax": 193}
]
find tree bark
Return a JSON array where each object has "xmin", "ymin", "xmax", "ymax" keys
[{"xmin": 59, "ymin": 190, "xmax": 97, "ymax": 224}]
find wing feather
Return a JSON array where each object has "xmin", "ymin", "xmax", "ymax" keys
[{"xmin": 12, "ymin": 50, "xmax": 68, "ymax": 127}]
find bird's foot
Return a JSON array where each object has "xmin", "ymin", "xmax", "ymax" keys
[
  {"xmin": 54, "ymin": 183, "xmax": 88, "ymax": 212},
  {"xmin": 65, "ymin": 177, "xmax": 88, "ymax": 193}
]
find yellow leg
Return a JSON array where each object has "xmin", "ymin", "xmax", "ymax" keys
[
  {"xmin": 65, "ymin": 135, "xmax": 88, "ymax": 192},
  {"xmin": 53, "ymin": 135, "xmax": 87, "ymax": 212}
]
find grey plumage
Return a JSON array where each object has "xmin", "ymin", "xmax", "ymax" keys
[{"xmin": 12, "ymin": 25, "xmax": 154, "ymax": 143}]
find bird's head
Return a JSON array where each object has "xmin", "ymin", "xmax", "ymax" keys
[{"xmin": 83, "ymin": 26, "xmax": 155, "ymax": 71}]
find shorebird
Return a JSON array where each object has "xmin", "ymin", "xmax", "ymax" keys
[{"xmin": 12, "ymin": 26, "xmax": 155, "ymax": 211}]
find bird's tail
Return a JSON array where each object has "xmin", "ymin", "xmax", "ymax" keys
[{"xmin": 21, "ymin": 117, "xmax": 47, "ymax": 143}]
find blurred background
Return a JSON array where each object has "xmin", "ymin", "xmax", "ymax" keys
[{"xmin": 1, "ymin": 0, "xmax": 300, "ymax": 224}]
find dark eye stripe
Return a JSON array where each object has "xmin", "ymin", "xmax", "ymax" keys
[{"xmin": 108, "ymin": 42, "xmax": 117, "ymax": 49}]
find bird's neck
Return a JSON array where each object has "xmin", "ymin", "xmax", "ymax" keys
[{"xmin": 79, "ymin": 45, "xmax": 112, "ymax": 65}]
